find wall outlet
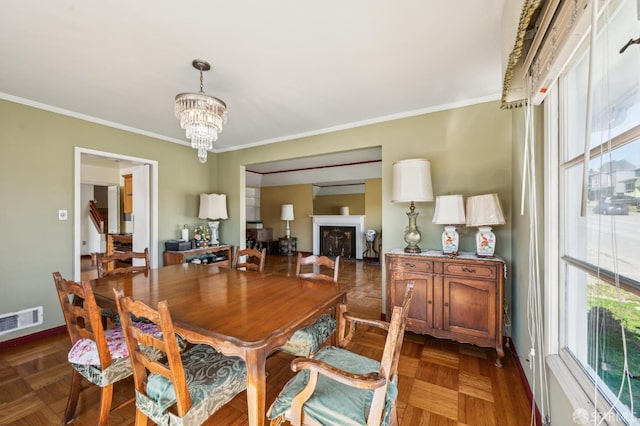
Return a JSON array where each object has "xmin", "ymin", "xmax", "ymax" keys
[{"xmin": 58, "ymin": 209, "xmax": 68, "ymax": 220}]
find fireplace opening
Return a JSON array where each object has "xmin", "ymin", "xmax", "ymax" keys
[{"xmin": 320, "ymin": 226, "xmax": 356, "ymax": 258}]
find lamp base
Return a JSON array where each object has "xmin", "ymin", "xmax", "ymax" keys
[
  {"xmin": 475, "ymin": 226, "xmax": 496, "ymax": 257},
  {"xmin": 441, "ymin": 225, "xmax": 459, "ymax": 255},
  {"xmin": 403, "ymin": 206, "xmax": 422, "ymax": 253},
  {"xmin": 208, "ymin": 221, "xmax": 220, "ymax": 245}
]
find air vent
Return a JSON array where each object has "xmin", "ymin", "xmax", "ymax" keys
[{"xmin": 0, "ymin": 306, "xmax": 43, "ymax": 335}]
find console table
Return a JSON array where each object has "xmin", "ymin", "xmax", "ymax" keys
[
  {"xmin": 163, "ymin": 244, "xmax": 233, "ymax": 267},
  {"xmin": 386, "ymin": 249, "xmax": 505, "ymax": 366},
  {"xmin": 279, "ymin": 237, "xmax": 297, "ymax": 256}
]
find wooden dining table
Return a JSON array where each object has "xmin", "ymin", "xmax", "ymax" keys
[{"xmin": 90, "ymin": 263, "xmax": 346, "ymax": 426}]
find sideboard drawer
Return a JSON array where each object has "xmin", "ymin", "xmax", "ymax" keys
[
  {"xmin": 388, "ymin": 257, "xmax": 432, "ymax": 273},
  {"xmin": 443, "ymin": 262, "xmax": 496, "ymax": 279}
]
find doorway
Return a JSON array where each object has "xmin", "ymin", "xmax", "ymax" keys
[{"xmin": 73, "ymin": 147, "xmax": 158, "ymax": 281}]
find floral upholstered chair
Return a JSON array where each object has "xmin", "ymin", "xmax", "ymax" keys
[
  {"xmin": 113, "ymin": 288, "xmax": 247, "ymax": 425},
  {"xmin": 278, "ymin": 254, "xmax": 341, "ymax": 357},
  {"xmin": 268, "ymin": 283, "xmax": 414, "ymax": 426},
  {"xmin": 53, "ymin": 272, "xmax": 166, "ymax": 425}
]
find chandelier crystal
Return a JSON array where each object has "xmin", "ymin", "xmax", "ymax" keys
[{"xmin": 174, "ymin": 60, "xmax": 227, "ymax": 163}]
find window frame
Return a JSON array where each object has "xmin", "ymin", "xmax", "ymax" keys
[{"xmin": 544, "ymin": 12, "xmax": 640, "ymax": 423}]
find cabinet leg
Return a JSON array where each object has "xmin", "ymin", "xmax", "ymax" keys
[{"xmin": 495, "ymin": 344, "xmax": 505, "ymax": 367}]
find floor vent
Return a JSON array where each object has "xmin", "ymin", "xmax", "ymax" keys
[{"xmin": 0, "ymin": 306, "xmax": 43, "ymax": 335}]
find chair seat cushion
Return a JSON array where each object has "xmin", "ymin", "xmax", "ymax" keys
[
  {"xmin": 72, "ymin": 356, "xmax": 134, "ymax": 386},
  {"xmin": 268, "ymin": 346, "xmax": 398, "ymax": 426},
  {"xmin": 140, "ymin": 344, "xmax": 247, "ymax": 425},
  {"xmin": 279, "ymin": 313, "xmax": 336, "ymax": 357},
  {"xmin": 68, "ymin": 321, "xmax": 160, "ymax": 366}
]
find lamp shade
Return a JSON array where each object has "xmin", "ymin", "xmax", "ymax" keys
[
  {"xmin": 391, "ymin": 159, "xmax": 433, "ymax": 202},
  {"xmin": 198, "ymin": 193, "xmax": 228, "ymax": 220},
  {"xmin": 465, "ymin": 194, "xmax": 505, "ymax": 227},
  {"xmin": 432, "ymin": 194, "xmax": 466, "ymax": 225},
  {"xmin": 280, "ymin": 204, "xmax": 294, "ymax": 221}
]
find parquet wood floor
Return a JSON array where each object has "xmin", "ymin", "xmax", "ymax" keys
[{"xmin": 0, "ymin": 255, "xmax": 532, "ymax": 425}]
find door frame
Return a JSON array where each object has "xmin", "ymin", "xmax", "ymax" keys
[{"xmin": 73, "ymin": 147, "xmax": 159, "ymax": 280}]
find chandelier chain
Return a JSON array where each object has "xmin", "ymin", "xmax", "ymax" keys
[{"xmin": 199, "ymin": 69, "xmax": 204, "ymax": 94}]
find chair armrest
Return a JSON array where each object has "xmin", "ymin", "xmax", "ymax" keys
[
  {"xmin": 291, "ymin": 357, "xmax": 387, "ymax": 390},
  {"xmin": 337, "ymin": 308, "xmax": 390, "ymax": 347},
  {"xmin": 343, "ymin": 313, "xmax": 390, "ymax": 331}
]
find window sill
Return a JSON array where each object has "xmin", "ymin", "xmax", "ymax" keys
[{"xmin": 547, "ymin": 354, "xmax": 630, "ymax": 425}]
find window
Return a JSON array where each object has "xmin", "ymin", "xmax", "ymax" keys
[{"xmin": 553, "ymin": 0, "xmax": 640, "ymax": 422}]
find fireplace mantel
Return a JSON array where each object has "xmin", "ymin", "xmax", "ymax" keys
[{"xmin": 312, "ymin": 215, "xmax": 364, "ymax": 260}]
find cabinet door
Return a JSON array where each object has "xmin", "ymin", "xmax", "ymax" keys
[
  {"xmin": 443, "ymin": 276, "xmax": 496, "ymax": 340},
  {"xmin": 123, "ymin": 174, "xmax": 133, "ymax": 214},
  {"xmin": 390, "ymin": 271, "xmax": 432, "ymax": 332}
]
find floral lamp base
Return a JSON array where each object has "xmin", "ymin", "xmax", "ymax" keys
[
  {"xmin": 441, "ymin": 226, "xmax": 460, "ymax": 255},
  {"xmin": 208, "ymin": 221, "xmax": 220, "ymax": 245},
  {"xmin": 475, "ymin": 226, "xmax": 497, "ymax": 257}
]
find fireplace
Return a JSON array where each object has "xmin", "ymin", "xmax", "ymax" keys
[
  {"xmin": 312, "ymin": 215, "xmax": 364, "ymax": 260},
  {"xmin": 320, "ymin": 226, "xmax": 356, "ymax": 258}
]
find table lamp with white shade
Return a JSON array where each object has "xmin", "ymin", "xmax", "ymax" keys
[
  {"xmin": 465, "ymin": 193, "xmax": 505, "ymax": 257},
  {"xmin": 432, "ymin": 194, "xmax": 466, "ymax": 255},
  {"xmin": 281, "ymin": 204, "xmax": 294, "ymax": 238},
  {"xmin": 198, "ymin": 193, "xmax": 228, "ymax": 245},
  {"xmin": 391, "ymin": 159, "xmax": 434, "ymax": 253}
]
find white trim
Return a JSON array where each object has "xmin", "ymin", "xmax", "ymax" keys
[
  {"xmin": 199, "ymin": 94, "xmax": 501, "ymax": 153},
  {"xmin": 73, "ymin": 147, "xmax": 159, "ymax": 280},
  {"xmin": 544, "ymin": 85, "xmax": 560, "ymax": 355},
  {"xmin": 2, "ymin": 90, "xmax": 501, "ymax": 155},
  {"xmin": 1, "ymin": 93, "xmax": 185, "ymax": 146},
  {"xmin": 312, "ymin": 215, "xmax": 365, "ymax": 260}
]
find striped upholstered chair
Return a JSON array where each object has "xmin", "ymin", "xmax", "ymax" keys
[
  {"xmin": 278, "ymin": 253, "xmax": 340, "ymax": 357},
  {"xmin": 268, "ymin": 283, "xmax": 414, "ymax": 426},
  {"xmin": 113, "ymin": 288, "xmax": 248, "ymax": 425}
]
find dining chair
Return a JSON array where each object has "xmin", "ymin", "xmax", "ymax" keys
[
  {"xmin": 268, "ymin": 283, "xmax": 414, "ymax": 426},
  {"xmin": 233, "ymin": 246, "xmax": 266, "ymax": 272},
  {"xmin": 278, "ymin": 254, "xmax": 340, "ymax": 357},
  {"xmin": 95, "ymin": 248, "xmax": 150, "ymax": 325},
  {"xmin": 95, "ymin": 248, "xmax": 150, "ymax": 278},
  {"xmin": 53, "ymin": 272, "xmax": 162, "ymax": 426},
  {"xmin": 295, "ymin": 253, "xmax": 340, "ymax": 282},
  {"xmin": 113, "ymin": 288, "xmax": 248, "ymax": 426}
]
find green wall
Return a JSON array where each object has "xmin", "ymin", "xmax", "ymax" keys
[
  {"xmin": 364, "ymin": 178, "xmax": 383, "ymax": 234},
  {"xmin": 510, "ymin": 107, "xmax": 574, "ymax": 423},
  {"xmin": 0, "ymin": 95, "xmax": 580, "ymax": 423},
  {"xmin": 313, "ymin": 194, "xmax": 365, "ymax": 216},
  {"xmin": 218, "ymin": 100, "xmax": 514, "ymax": 312},
  {"xmin": 0, "ymin": 100, "xmax": 219, "ymax": 340},
  {"xmin": 0, "ymin": 98, "xmax": 513, "ymax": 343},
  {"xmin": 260, "ymin": 184, "xmax": 314, "ymax": 251}
]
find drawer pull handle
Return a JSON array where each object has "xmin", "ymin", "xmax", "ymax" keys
[
  {"xmin": 404, "ymin": 263, "xmax": 416, "ymax": 268},
  {"xmin": 462, "ymin": 267, "xmax": 476, "ymax": 273},
  {"xmin": 444, "ymin": 302, "xmax": 449, "ymax": 307},
  {"xmin": 427, "ymin": 300, "xmax": 432, "ymax": 305}
]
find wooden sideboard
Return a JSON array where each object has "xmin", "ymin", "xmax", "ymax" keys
[
  {"xmin": 163, "ymin": 245, "xmax": 233, "ymax": 268},
  {"xmin": 386, "ymin": 249, "xmax": 505, "ymax": 366}
]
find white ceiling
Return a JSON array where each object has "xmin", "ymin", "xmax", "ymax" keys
[{"xmin": 0, "ymin": 1, "xmax": 505, "ymax": 153}]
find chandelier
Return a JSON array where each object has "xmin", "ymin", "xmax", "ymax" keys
[{"xmin": 174, "ymin": 59, "xmax": 227, "ymax": 163}]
